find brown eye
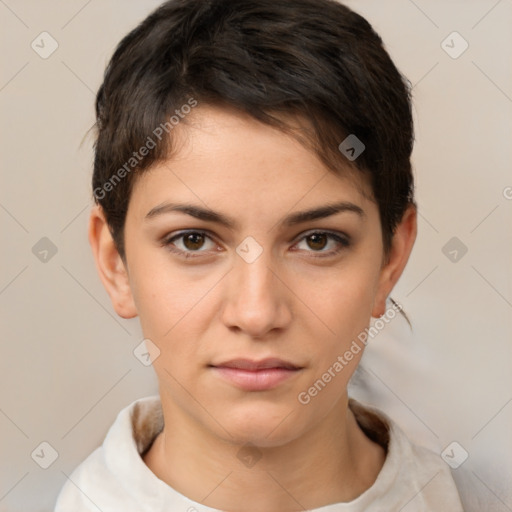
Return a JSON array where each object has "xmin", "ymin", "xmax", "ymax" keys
[
  {"xmin": 183, "ymin": 232, "xmax": 206, "ymax": 250},
  {"xmin": 306, "ymin": 233, "xmax": 328, "ymax": 251},
  {"xmin": 294, "ymin": 231, "xmax": 350, "ymax": 258},
  {"xmin": 163, "ymin": 230, "xmax": 217, "ymax": 258}
]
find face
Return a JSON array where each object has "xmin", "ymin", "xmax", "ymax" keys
[{"xmin": 106, "ymin": 106, "xmax": 408, "ymax": 447}]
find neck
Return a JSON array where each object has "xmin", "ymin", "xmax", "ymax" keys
[{"xmin": 143, "ymin": 394, "xmax": 386, "ymax": 511}]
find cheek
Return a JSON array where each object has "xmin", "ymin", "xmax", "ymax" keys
[
  {"xmin": 127, "ymin": 255, "xmax": 234, "ymax": 379},
  {"xmin": 127, "ymin": 248, "xmax": 210, "ymax": 340},
  {"xmin": 296, "ymin": 267, "xmax": 379, "ymax": 409},
  {"xmin": 310, "ymin": 259, "xmax": 381, "ymax": 344}
]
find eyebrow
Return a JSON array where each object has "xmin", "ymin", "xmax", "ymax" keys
[{"xmin": 145, "ymin": 200, "xmax": 365, "ymax": 229}]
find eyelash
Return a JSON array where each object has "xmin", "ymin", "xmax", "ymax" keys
[{"xmin": 161, "ymin": 230, "xmax": 351, "ymax": 260}]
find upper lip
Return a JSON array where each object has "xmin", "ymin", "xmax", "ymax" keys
[{"xmin": 211, "ymin": 358, "xmax": 301, "ymax": 371}]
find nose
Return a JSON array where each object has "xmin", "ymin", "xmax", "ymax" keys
[{"xmin": 219, "ymin": 249, "xmax": 292, "ymax": 339}]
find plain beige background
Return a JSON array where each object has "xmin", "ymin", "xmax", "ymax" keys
[{"xmin": 1, "ymin": 1, "xmax": 511, "ymax": 511}]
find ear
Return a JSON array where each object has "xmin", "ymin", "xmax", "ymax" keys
[
  {"xmin": 372, "ymin": 204, "xmax": 417, "ymax": 318},
  {"xmin": 88, "ymin": 205, "xmax": 138, "ymax": 319}
]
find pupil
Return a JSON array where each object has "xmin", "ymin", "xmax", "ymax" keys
[
  {"xmin": 184, "ymin": 233, "xmax": 204, "ymax": 250},
  {"xmin": 308, "ymin": 233, "xmax": 327, "ymax": 251}
]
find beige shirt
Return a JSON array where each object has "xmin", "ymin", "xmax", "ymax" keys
[{"xmin": 54, "ymin": 395, "xmax": 464, "ymax": 511}]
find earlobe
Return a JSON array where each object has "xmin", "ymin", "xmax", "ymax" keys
[
  {"xmin": 88, "ymin": 205, "xmax": 138, "ymax": 319},
  {"xmin": 371, "ymin": 204, "xmax": 417, "ymax": 318}
]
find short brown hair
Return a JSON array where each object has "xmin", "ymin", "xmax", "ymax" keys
[{"xmin": 93, "ymin": 0, "xmax": 415, "ymax": 259}]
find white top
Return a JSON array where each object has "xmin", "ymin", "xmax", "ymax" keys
[{"xmin": 54, "ymin": 395, "xmax": 464, "ymax": 511}]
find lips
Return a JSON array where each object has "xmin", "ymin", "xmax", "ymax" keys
[
  {"xmin": 211, "ymin": 358, "xmax": 301, "ymax": 371},
  {"xmin": 209, "ymin": 358, "xmax": 303, "ymax": 391}
]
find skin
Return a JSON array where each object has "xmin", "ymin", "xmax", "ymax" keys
[{"xmin": 89, "ymin": 105, "xmax": 417, "ymax": 511}]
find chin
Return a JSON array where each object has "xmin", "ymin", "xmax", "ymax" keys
[{"xmin": 218, "ymin": 401, "xmax": 304, "ymax": 448}]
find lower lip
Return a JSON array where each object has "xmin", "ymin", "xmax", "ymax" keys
[{"xmin": 211, "ymin": 367, "xmax": 301, "ymax": 391}]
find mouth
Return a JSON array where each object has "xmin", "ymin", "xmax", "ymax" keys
[{"xmin": 209, "ymin": 358, "xmax": 303, "ymax": 391}]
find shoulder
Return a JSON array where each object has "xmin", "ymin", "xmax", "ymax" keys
[
  {"xmin": 54, "ymin": 395, "xmax": 163, "ymax": 512},
  {"xmin": 54, "ymin": 447, "xmax": 116, "ymax": 512},
  {"xmin": 347, "ymin": 399, "xmax": 464, "ymax": 512}
]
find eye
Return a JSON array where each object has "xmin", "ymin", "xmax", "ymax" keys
[
  {"xmin": 162, "ymin": 230, "xmax": 219, "ymax": 258},
  {"xmin": 293, "ymin": 231, "xmax": 350, "ymax": 257},
  {"xmin": 162, "ymin": 229, "xmax": 350, "ymax": 260}
]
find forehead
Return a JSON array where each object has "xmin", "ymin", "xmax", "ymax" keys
[{"xmin": 130, "ymin": 105, "xmax": 375, "ymax": 216}]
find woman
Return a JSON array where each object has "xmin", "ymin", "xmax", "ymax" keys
[{"xmin": 55, "ymin": 0, "xmax": 464, "ymax": 509}]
